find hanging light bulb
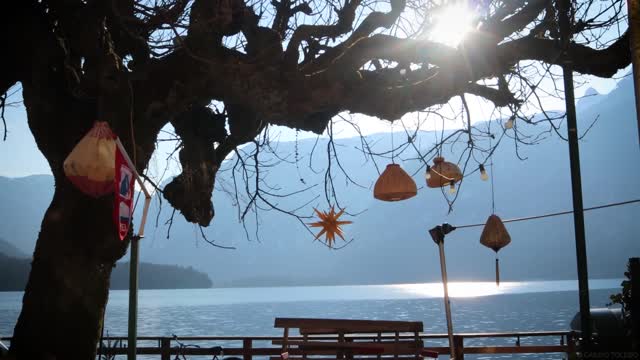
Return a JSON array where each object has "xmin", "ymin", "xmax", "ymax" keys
[
  {"xmin": 425, "ymin": 165, "xmax": 432, "ymax": 181},
  {"xmin": 479, "ymin": 164, "xmax": 489, "ymax": 181},
  {"xmin": 505, "ymin": 116, "xmax": 515, "ymax": 129},
  {"xmin": 449, "ymin": 180, "xmax": 456, "ymax": 194}
]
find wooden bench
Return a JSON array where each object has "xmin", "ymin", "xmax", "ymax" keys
[{"xmin": 273, "ymin": 318, "xmax": 438, "ymax": 360}]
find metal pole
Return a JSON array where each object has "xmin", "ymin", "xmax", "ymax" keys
[
  {"xmin": 628, "ymin": 0, "xmax": 640, "ymax": 146},
  {"xmin": 437, "ymin": 240, "xmax": 456, "ymax": 359},
  {"xmin": 128, "ymin": 236, "xmax": 140, "ymax": 360},
  {"xmin": 429, "ymin": 224, "xmax": 457, "ymax": 359},
  {"xmin": 116, "ymin": 138, "xmax": 152, "ymax": 360},
  {"xmin": 558, "ymin": 0, "xmax": 592, "ymax": 344}
]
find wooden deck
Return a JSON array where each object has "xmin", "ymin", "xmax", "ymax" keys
[{"xmin": 1, "ymin": 330, "xmax": 575, "ymax": 359}]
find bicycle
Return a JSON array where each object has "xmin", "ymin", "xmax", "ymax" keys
[{"xmin": 172, "ymin": 334, "xmax": 243, "ymax": 360}]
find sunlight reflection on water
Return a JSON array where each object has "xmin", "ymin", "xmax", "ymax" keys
[
  {"xmin": 390, "ymin": 281, "xmax": 520, "ymax": 298},
  {"xmin": 391, "ymin": 279, "xmax": 620, "ymax": 299}
]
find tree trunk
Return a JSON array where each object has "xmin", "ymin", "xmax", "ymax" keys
[
  {"xmin": 8, "ymin": 25, "xmax": 135, "ymax": 355},
  {"xmin": 10, "ymin": 172, "xmax": 129, "ymax": 359}
]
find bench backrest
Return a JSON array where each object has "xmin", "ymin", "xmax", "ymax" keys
[
  {"xmin": 273, "ymin": 318, "xmax": 435, "ymax": 359},
  {"xmin": 275, "ymin": 318, "xmax": 423, "ymax": 334}
]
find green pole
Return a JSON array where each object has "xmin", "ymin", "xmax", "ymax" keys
[
  {"xmin": 558, "ymin": 0, "xmax": 592, "ymax": 344},
  {"xmin": 128, "ymin": 236, "xmax": 140, "ymax": 360}
]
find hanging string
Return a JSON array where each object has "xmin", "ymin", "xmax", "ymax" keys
[
  {"xmin": 487, "ymin": 135, "xmax": 500, "ymax": 283},
  {"xmin": 489, "ymin": 137, "xmax": 496, "ymax": 214},
  {"xmin": 390, "ymin": 120, "xmax": 395, "ymax": 163},
  {"xmin": 455, "ymin": 199, "xmax": 640, "ymax": 229}
]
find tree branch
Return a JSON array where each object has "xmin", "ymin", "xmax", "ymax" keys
[
  {"xmin": 271, "ymin": 0, "xmax": 313, "ymax": 38},
  {"xmin": 479, "ymin": 0, "xmax": 549, "ymax": 39},
  {"xmin": 284, "ymin": 0, "xmax": 362, "ymax": 66},
  {"xmin": 303, "ymin": 0, "xmax": 407, "ymax": 72},
  {"xmin": 497, "ymin": 31, "xmax": 631, "ymax": 77}
]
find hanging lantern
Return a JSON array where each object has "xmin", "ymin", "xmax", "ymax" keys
[
  {"xmin": 480, "ymin": 214, "xmax": 511, "ymax": 286},
  {"xmin": 426, "ymin": 157, "xmax": 463, "ymax": 188},
  {"xmin": 63, "ymin": 121, "xmax": 117, "ymax": 197},
  {"xmin": 373, "ymin": 164, "xmax": 417, "ymax": 201}
]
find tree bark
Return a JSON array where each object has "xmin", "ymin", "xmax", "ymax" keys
[{"xmin": 10, "ymin": 176, "xmax": 128, "ymax": 360}]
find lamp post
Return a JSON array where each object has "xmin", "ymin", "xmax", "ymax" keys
[{"xmin": 428, "ymin": 223, "xmax": 457, "ymax": 359}]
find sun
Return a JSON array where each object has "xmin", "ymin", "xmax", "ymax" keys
[{"xmin": 429, "ymin": 3, "xmax": 476, "ymax": 47}]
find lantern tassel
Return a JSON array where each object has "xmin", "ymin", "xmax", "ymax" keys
[{"xmin": 495, "ymin": 257, "xmax": 500, "ymax": 286}]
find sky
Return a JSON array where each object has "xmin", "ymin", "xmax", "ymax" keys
[{"xmin": 0, "ymin": 0, "xmax": 631, "ymax": 179}]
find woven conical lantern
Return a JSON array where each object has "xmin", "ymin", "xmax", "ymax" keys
[
  {"xmin": 63, "ymin": 121, "xmax": 117, "ymax": 197},
  {"xmin": 426, "ymin": 156, "xmax": 463, "ymax": 188},
  {"xmin": 373, "ymin": 164, "xmax": 417, "ymax": 201},
  {"xmin": 480, "ymin": 214, "xmax": 511, "ymax": 285}
]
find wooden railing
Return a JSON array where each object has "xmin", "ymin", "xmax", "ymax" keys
[{"xmin": 1, "ymin": 331, "xmax": 574, "ymax": 359}]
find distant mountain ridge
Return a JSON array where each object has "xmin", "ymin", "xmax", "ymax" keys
[
  {"xmin": 0, "ymin": 75, "xmax": 638, "ymax": 287},
  {"xmin": 0, "ymin": 252, "xmax": 213, "ymax": 291},
  {"xmin": 0, "ymin": 238, "xmax": 26, "ymax": 258}
]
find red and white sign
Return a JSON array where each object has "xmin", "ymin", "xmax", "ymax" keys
[{"xmin": 114, "ymin": 144, "xmax": 135, "ymax": 240}]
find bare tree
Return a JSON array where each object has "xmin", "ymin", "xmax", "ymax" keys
[{"xmin": 0, "ymin": 0, "xmax": 631, "ymax": 357}]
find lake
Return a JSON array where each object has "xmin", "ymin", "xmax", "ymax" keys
[{"xmin": 0, "ymin": 279, "xmax": 623, "ymax": 359}]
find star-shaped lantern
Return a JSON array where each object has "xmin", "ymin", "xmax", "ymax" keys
[{"xmin": 309, "ymin": 207, "xmax": 352, "ymax": 248}]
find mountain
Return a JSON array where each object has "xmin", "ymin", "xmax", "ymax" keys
[
  {"xmin": 576, "ymin": 87, "xmax": 603, "ymax": 111},
  {"xmin": 0, "ymin": 75, "xmax": 638, "ymax": 286},
  {"xmin": 0, "ymin": 175, "xmax": 53, "ymax": 257},
  {"xmin": 0, "ymin": 238, "xmax": 26, "ymax": 258},
  {"xmin": 0, "ymin": 253, "xmax": 30, "ymax": 291},
  {"xmin": 0, "ymin": 252, "xmax": 213, "ymax": 291},
  {"xmin": 110, "ymin": 262, "xmax": 213, "ymax": 289}
]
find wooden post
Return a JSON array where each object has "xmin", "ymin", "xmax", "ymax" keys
[
  {"xmin": 567, "ymin": 332, "xmax": 577, "ymax": 359},
  {"xmin": 282, "ymin": 327, "xmax": 289, "ymax": 353},
  {"xmin": 345, "ymin": 337, "xmax": 354, "ymax": 360},
  {"xmin": 160, "ymin": 337, "xmax": 171, "ymax": 360},
  {"xmin": 630, "ymin": 258, "xmax": 640, "ymax": 352},
  {"xmin": 453, "ymin": 335, "xmax": 464, "ymax": 360},
  {"xmin": 243, "ymin": 338, "xmax": 252, "ymax": 360},
  {"xmin": 394, "ymin": 331, "xmax": 399, "ymax": 360}
]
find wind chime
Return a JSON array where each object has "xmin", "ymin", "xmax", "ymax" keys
[{"xmin": 477, "ymin": 161, "xmax": 511, "ymax": 286}]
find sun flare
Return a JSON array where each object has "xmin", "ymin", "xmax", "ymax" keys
[{"xmin": 429, "ymin": 3, "xmax": 476, "ymax": 47}]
